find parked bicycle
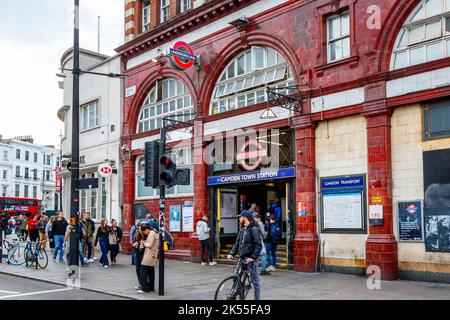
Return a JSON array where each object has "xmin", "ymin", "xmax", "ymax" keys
[
  {"xmin": 4, "ymin": 235, "xmax": 27, "ymax": 266},
  {"xmin": 214, "ymin": 258, "xmax": 254, "ymax": 300},
  {"xmin": 24, "ymin": 240, "xmax": 48, "ymax": 269}
]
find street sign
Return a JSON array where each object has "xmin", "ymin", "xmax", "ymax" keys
[
  {"xmin": 167, "ymin": 41, "xmax": 199, "ymax": 70},
  {"xmin": 98, "ymin": 162, "xmax": 113, "ymax": 178},
  {"xmin": 77, "ymin": 178, "xmax": 99, "ymax": 190}
]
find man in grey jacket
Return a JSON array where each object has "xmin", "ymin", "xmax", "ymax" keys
[{"xmin": 196, "ymin": 214, "xmax": 217, "ymax": 266}]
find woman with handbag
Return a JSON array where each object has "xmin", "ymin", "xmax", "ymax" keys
[
  {"xmin": 94, "ymin": 218, "xmax": 111, "ymax": 268},
  {"xmin": 109, "ymin": 219, "xmax": 122, "ymax": 264},
  {"xmin": 137, "ymin": 221, "xmax": 160, "ymax": 294}
]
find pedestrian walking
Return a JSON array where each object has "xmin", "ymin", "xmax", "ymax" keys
[
  {"xmin": 227, "ymin": 210, "xmax": 262, "ymax": 300},
  {"xmin": 132, "ymin": 222, "xmax": 145, "ymax": 291},
  {"xmin": 94, "ymin": 218, "xmax": 111, "ymax": 268},
  {"xmin": 20, "ymin": 215, "xmax": 28, "ymax": 239},
  {"xmin": 109, "ymin": 219, "xmax": 122, "ymax": 264},
  {"xmin": 196, "ymin": 214, "xmax": 216, "ymax": 266},
  {"xmin": 130, "ymin": 219, "xmax": 140, "ymax": 265},
  {"xmin": 81, "ymin": 212, "xmax": 95, "ymax": 263},
  {"xmin": 52, "ymin": 211, "xmax": 68, "ymax": 263},
  {"xmin": 137, "ymin": 221, "xmax": 160, "ymax": 294},
  {"xmin": 255, "ymin": 213, "xmax": 269, "ymax": 276},
  {"xmin": 37, "ymin": 214, "xmax": 48, "ymax": 249},
  {"xmin": 7, "ymin": 216, "xmax": 16, "ymax": 235},
  {"xmin": 27, "ymin": 214, "xmax": 39, "ymax": 243},
  {"xmin": 64, "ymin": 222, "xmax": 87, "ymax": 267},
  {"xmin": 266, "ymin": 214, "xmax": 282, "ymax": 272},
  {"xmin": 46, "ymin": 216, "xmax": 56, "ymax": 251}
]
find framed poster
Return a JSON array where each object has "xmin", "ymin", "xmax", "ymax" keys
[
  {"xmin": 220, "ymin": 190, "xmax": 237, "ymax": 218},
  {"xmin": 321, "ymin": 175, "xmax": 366, "ymax": 233},
  {"xmin": 398, "ymin": 201, "xmax": 423, "ymax": 242},
  {"xmin": 169, "ymin": 205, "xmax": 181, "ymax": 232},
  {"xmin": 182, "ymin": 205, "xmax": 194, "ymax": 232},
  {"xmin": 423, "ymin": 149, "xmax": 450, "ymax": 252}
]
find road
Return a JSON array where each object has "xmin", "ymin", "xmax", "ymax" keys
[{"xmin": 0, "ymin": 273, "xmax": 129, "ymax": 300}]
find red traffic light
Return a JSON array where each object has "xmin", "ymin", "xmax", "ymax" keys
[{"xmin": 160, "ymin": 155, "xmax": 174, "ymax": 168}]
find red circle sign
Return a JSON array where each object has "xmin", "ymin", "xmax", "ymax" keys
[
  {"xmin": 169, "ymin": 41, "xmax": 196, "ymax": 70},
  {"xmin": 98, "ymin": 163, "xmax": 113, "ymax": 178}
]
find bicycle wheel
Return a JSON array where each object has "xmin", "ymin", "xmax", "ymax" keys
[
  {"xmin": 7, "ymin": 243, "xmax": 26, "ymax": 266},
  {"xmin": 241, "ymin": 272, "xmax": 255, "ymax": 300},
  {"xmin": 37, "ymin": 249, "xmax": 48, "ymax": 269},
  {"xmin": 215, "ymin": 276, "xmax": 244, "ymax": 300}
]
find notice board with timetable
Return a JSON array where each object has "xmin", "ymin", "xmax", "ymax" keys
[{"xmin": 320, "ymin": 175, "xmax": 367, "ymax": 233}]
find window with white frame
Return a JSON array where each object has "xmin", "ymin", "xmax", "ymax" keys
[
  {"xmin": 3, "ymin": 150, "xmax": 7, "ymax": 160},
  {"xmin": 79, "ymin": 173, "xmax": 103, "ymax": 220},
  {"xmin": 210, "ymin": 46, "xmax": 295, "ymax": 115},
  {"xmin": 142, "ymin": 0, "xmax": 151, "ymax": 32},
  {"xmin": 33, "ymin": 186, "xmax": 37, "ymax": 199},
  {"xmin": 33, "ymin": 152, "xmax": 37, "ymax": 162},
  {"xmin": 137, "ymin": 78, "xmax": 194, "ymax": 133},
  {"xmin": 2, "ymin": 186, "xmax": 7, "ymax": 197},
  {"xmin": 135, "ymin": 147, "xmax": 193, "ymax": 199},
  {"xmin": 16, "ymin": 149, "xmax": 20, "ymax": 159},
  {"xmin": 80, "ymin": 100, "xmax": 99, "ymax": 130},
  {"xmin": 101, "ymin": 177, "xmax": 107, "ymax": 219},
  {"xmin": 25, "ymin": 151, "xmax": 29, "ymax": 161},
  {"xmin": 327, "ymin": 11, "xmax": 350, "ymax": 63},
  {"xmin": 392, "ymin": 0, "xmax": 450, "ymax": 70},
  {"xmin": 15, "ymin": 184, "xmax": 20, "ymax": 197},
  {"xmin": 2, "ymin": 170, "xmax": 6, "ymax": 180},
  {"xmin": 24, "ymin": 185, "xmax": 29, "ymax": 198},
  {"xmin": 180, "ymin": 0, "xmax": 192, "ymax": 13},
  {"xmin": 160, "ymin": 0, "xmax": 170, "ymax": 23}
]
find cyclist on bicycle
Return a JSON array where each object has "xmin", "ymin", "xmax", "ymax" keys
[{"xmin": 227, "ymin": 210, "xmax": 262, "ymax": 300}]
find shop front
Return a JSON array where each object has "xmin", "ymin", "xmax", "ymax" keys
[{"xmin": 204, "ymin": 128, "xmax": 296, "ymax": 268}]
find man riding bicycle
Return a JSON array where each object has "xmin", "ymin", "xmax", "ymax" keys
[{"xmin": 227, "ymin": 210, "xmax": 262, "ymax": 300}]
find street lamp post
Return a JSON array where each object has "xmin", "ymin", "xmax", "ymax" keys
[{"xmin": 69, "ymin": 0, "xmax": 81, "ymax": 267}]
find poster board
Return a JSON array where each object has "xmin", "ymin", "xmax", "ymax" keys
[
  {"xmin": 398, "ymin": 201, "xmax": 424, "ymax": 242},
  {"xmin": 220, "ymin": 190, "xmax": 237, "ymax": 218},
  {"xmin": 182, "ymin": 205, "xmax": 194, "ymax": 232},
  {"xmin": 321, "ymin": 175, "xmax": 366, "ymax": 233},
  {"xmin": 169, "ymin": 205, "xmax": 181, "ymax": 232}
]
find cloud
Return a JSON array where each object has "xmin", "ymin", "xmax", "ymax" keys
[{"xmin": 0, "ymin": 0, "xmax": 124, "ymax": 147}]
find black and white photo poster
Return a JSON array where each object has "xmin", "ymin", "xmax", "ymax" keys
[{"xmin": 423, "ymin": 149, "xmax": 450, "ymax": 252}]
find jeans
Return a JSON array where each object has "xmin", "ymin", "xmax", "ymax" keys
[
  {"xmin": 266, "ymin": 243, "xmax": 277, "ymax": 268},
  {"xmin": 99, "ymin": 236, "xmax": 109, "ymax": 267},
  {"xmin": 247, "ymin": 262, "xmax": 261, "ymax": 300},
  {"xmin": 110, "ymin": 244, "xmax": 119, "ymax": 262},
  {"xmin": 53, "ymin": 235, "xmax": 65, "ymax": 261},
  {"xmin": 83, "ymin": 239, "xmax": 93, "ymax": 260},
  {"xmin": 260, "ymin": 254, "xmax": 267, "ymax": 272},
  {"xmin": 140, "ymin": 265, "xmax": 155, "ymax": 292},
  {"xmin": 200, "ymin": 239, "xmax": 214, "ymax": 263},
  {"xmin": 135, "ymin": 251, "xmax": 144, "ymax": 287},
  {"xmin": 131, "ymin": 247, "xmax": 137, "ymax": 265}
]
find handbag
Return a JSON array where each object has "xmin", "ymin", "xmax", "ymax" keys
[{"xmin": 108, "ymin": 229, "xmax": 117, "ymax": 245}]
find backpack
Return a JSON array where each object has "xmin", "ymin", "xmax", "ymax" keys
[{"xmin": 270, "ymin": 223, "xmax": 282, "ymax": 244}]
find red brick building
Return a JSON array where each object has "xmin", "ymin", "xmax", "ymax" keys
[{"xmin": 117, "ymin": 0, "xmax": 450, "ymax": 283}]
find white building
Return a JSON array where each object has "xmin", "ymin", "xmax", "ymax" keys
[
  {"xmin": 57, "ymin": 48, "xmax": 123, "ymax": 225},
  {"xmin": 0, "ymin": 135, "xmax": 59, "ymax": 212}
]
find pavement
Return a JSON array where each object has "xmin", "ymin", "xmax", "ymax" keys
[
  {"xmin": 1, "ymin": 249, "xmax": 450, "ymax": 300},
  {"xmin": 0, "ymin": 273, "xmax": 128, "ymax": 300}
]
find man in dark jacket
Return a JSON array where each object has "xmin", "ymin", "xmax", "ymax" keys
[
  {"xmin": 52, "ymin": 212, "xmax": 68, "ymax": 263},
  {"xmin": 227, "ymin": 210, "xmax": 262, "ymax": 300}
]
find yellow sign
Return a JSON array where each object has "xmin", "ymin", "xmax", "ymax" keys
[{"xmin": 372, "ymin": 197, "xmax": 382, "ymax": 203}]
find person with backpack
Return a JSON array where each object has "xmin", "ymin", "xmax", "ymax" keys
[
  {"xmin": 266, "ymin": 213, "xmax": 282, "ymax": 272},
  {"xmin": 227, "ymin": 210, "xmax": 262, "ymax": 300},
  {"xmin": 269, "ymin": 200, "xmax": 282, "ymax": 225}
]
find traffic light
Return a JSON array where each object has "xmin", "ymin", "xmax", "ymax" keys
[
  {"xmin": 159, "ymin": 153, "xmax": 190, "ymax": 187},
  {"xmin": 144, "ymin": 141, "xmax": 160, "ymax": 187}
]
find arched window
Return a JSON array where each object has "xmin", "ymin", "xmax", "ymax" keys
[
  {"xmin": 210, "ymin": 46, "xmax": 295, "ymax": 115},
  {"xmin": 391, "ymin": 0, "xmax": 450, "ymax": 70},
  {"xmin": 137, "ymin": 78, "xmax": 193, "ymax": 133}
]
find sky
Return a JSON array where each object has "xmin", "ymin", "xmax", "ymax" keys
[{"xmin": 0, "ymin": 0, "xmax": 124, "ymax": 147}]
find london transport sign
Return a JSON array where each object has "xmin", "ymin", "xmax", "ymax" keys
[{"xmin": 167, "ymin": 41, "xmax": 199, "ymax": 70}]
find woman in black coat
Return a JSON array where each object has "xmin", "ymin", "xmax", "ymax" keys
[{"xmin": 109, "ymin": 219, "xmax": 123, "ymax": 264}]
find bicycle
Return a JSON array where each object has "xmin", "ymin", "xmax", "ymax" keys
[
  {"xmin": 6, "ymin": 237, "xmax": 27, "ymax": 266},
  {"xmin": 214, "ymin": 258, "xmax": 255, "ymax": 300},
  {"xmin": 24, "ymin": 240, "xmax": 48, "ymax": 269}
]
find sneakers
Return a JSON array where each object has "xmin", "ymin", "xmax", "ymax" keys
[
  {"xmin": 209, "ymin": 261, "xmax": 217, "ymax": 266},
  {"xmin": 267, "ymin": 266, "xmax": 276, "ymax": 272},
  {"xmin": 136, "ymin": 290, "xmax": 146, "ymax": 294},
  {"xmin": 88, "ymin": 258, "xmax": 94, "ymax": 263},
  {"xmin": 201, "ymin": 262, "xmax": 207, "ymax": 266},
  {"xmin": 59, "ymin": 259, "xmax": 65, "ymax": 264},
  {"xmin": 103, "ymin": 265, "xmax": 109, "ymax": 268},
  {"xmin": 260, "ymin": 271, "xmax": 271, "ymax": 276},
  {"xmin": 53, "ymin": 257, "xmax": 57, "ymax": 263}
]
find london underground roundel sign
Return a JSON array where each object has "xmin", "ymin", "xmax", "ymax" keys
[
  {"xmin": 168, "ymin": 41, "xmax": 199, "ymax": 70},
  {"xmin": 98, "ymin": 162, "xmax": 113, "ymax": 178}
]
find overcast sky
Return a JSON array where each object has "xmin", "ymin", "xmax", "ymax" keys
[{"xmin": 0, "ymin": 0, "xmax": 123, "ymax": 147}]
